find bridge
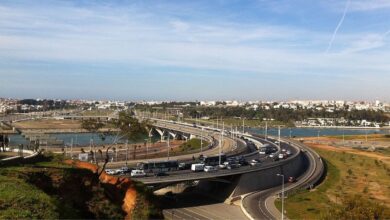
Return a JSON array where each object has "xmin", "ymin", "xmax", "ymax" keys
[
  {"xmin": 127, "ymin": 119, "xmax": 325, "ymax": 219},
  {"xmin": 1, "ymin": 113, "xmax": 325, "ymax": 219}
]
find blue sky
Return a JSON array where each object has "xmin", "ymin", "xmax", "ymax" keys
[{"xmin": 1, "ymin": 0, "xmax": 390, "ymax": 101}]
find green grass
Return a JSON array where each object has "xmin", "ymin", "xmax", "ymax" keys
[
  {"xmin": 178, "ymin": 138, "xmax": 209, "ymax": 152},
  {"xmin": 328, "ymin": 134, "xmax": 390, "ymax": 142},
  {"xmin": 275, "ymin": 148, "xmax": 390, "ymax": 219},
  {"xmin": 0, "ymin": 174, "xmax": 59, "ymax": 219}
]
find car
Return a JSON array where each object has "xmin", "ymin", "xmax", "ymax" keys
[
  {"xmin": 269, "ymin": 153, "xmax": 276, "ymax": 158},
  {"xmin": 227, "ymin": 163, "xmax": 241, "ymax": 169},
  {"xmin": 119, "ymin": 166, "xmax": 132, "ymax": 174},
  {"xmin": 130, "ymin": 169, "xmax": 146, "ymax": 177},
  {"xmin": 250, "ymin": 159, "xmax": 261, "ymax": 166},
  {"xmin": 286, "ymin": 150, "xmax": 292, "ymax": 156},
  {"xmin": 204, "ymin": 165, "xmax": 218, "ymax": 172},
  {"xmin": 105, "ymin": 169, "xmax": 115, "ymax": 175},
  {"xmin": 278, "ymin": 154, "xmax": 284, "ymax": 159},
  {"xmin": 191, "ymin": 163, "xmax": 205, "ymax": 172},
  {"xmin": 178, "ymin": 162, "xmax": 191, "ymax": 170},
  {"xmin": 218, "ymin": 163, "xmax": 227, "ymax": 169},
  {"xmin": 154, "ymin": 172, "xmax": 168, "ymax": 177},
  {"xmin": 288, "ymin": 176, "xmax": 296, "ymax": 183},
  {"xmin": 273, "ymin": 157, "xmax": 280, "ymax": 161},
  {"xmin": 281, "ymin": 149, "xmax": 287, "ymax": 152}
]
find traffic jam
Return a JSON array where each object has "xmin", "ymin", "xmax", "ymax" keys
[{"xmin": 105, "ymin": 138, "xmax": 294, "ymax": 178}]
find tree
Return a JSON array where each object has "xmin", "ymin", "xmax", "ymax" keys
[{"xmin": 93, "ymin": 111, "xmax": 150, "ymax": 178}]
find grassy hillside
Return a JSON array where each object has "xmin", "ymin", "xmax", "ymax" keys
[
  {"xmin": 275, "ymin": 146, "xmax": 390, "ymax": 219},
  {"xmin": 0, "ymin": 155, "xmax": 125, "ymax": 219}
]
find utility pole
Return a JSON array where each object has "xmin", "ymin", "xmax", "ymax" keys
[
  {"xmin": 70, "ymin": 138, "xmax": 73, "ymax": 159},
  {"xmin": 317, "ymin": 130, "xmax": 320, "ymax": 142},
  {"xmin": 278, "ymin": 126, "xmax": 281, "ymax": 148},
  {"xmin": 125, "ymin": 140, "xmax": 129, "ymax": 165},
  {"xmin": 219, "ymin": 123, "xmax": 223, "ymax": 165},
  {"xmin": 265, "ymin": 121, "xmax": 268, "ymax": 140},
  {"xmin": 201, "ymin": 127, "xmax": 203, "ymax": 153},
  {"xmin": 277, "ymin": 174, "xmax": 285, "ymax": 220},
  {"xmin": 289, "ymin": 128, "xmax": 292, "ymax": 138},
  {"xmin": 365, "ymin": 123, "xmax": 368, "ymax": 142},
  {"xmin": 167, "ymin": 135, "xmax": 170, "ymax": 160},
  {"xmin": 242, "ymin": 118, "xmax": 245, "ymax": 134}
]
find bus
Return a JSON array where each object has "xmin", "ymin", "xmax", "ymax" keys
[
  {"xmin": 200, "ymin": 154, "xmax": 227, "ymax": 166},
  {"xmin": 137, "ymin": 160, "xmax": 179, "ymax": 173}
]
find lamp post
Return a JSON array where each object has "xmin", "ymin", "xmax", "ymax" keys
[
  {"xmin": 201, "ymin": 127, "xmax": 204, "ymax": 153},
  {"xmin": 278, "ymin": 126, "xmax": 281, "ymax": 148},
  {"xmin": 277, "ymin": 173, "xmax": 285, "ymax": 220},
  {"xmin": 167, "ymin": 135, "xmax": 170, "ymax": 160}
]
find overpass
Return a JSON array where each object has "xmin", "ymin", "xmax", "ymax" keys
[{"xmin": 129, "ymin": 119, "xmax": 325, "ymax": 219}]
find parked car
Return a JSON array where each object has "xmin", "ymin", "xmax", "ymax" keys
[{"xmin": 130, "ymin": 169, "xmax": 146, "ymax": 177}]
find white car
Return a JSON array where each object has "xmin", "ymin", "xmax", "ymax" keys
[
  {"xmin": 278, "ymin": 154, "xmax": 285, "ymax": 159},
  {"xmin": 218, "ymin": 164, "xmax": 227, "ymax": 169},
  {"xmin": 131, "ymin": 169, "xmax": 146, "ymax": 177},
  {"xmin": 191, "ymin": 163, "xmax": 205, "ymax": 172},
  {"xmin": 204, "ymin": 166, "xmax": 218, "ymax": 172},
  {"xmin": 105, "ymin": 169, "xmax": 115, "ymax": 175},
  {"xmin": 269, "ymin": 153, "xmax": 276, "ymax": 158}
]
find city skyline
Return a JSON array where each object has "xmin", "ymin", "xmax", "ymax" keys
[{"xmin": 1, "ymin": 0, "xmax": 390, "ymax": 101}]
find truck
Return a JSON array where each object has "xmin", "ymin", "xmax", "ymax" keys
[{"xmin": 191, "ymin": 163, "xmax": 205, "ymax": 172}]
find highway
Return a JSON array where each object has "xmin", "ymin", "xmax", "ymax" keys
[
  {"xmin": 3, "ymin": 114, "xmax": 325, "ymax": 219},
  {"xmin": 242, "ymin": 137, "xmax": 324, "ymax": 220},
  {"xmin": 126, "ymin": 137, "xmax": 299, "ymax": 185}
]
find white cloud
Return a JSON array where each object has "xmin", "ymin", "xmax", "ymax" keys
[
  {"xmin": 348, "ymin": 0, "xmax": 390, "ymax": 11},
  {"xmin": 0, "ymin": 1, "xmax": 389, "ymax": 82}
]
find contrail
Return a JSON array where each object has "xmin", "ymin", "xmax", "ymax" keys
[{"xmin": 326, "ymin": 0, "xmax": 351, "ymax": 53}]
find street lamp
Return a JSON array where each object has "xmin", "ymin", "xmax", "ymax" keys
[
  {"xmin": 201, "ymin": 127, "xmax": 203, "ymax": 153},
  {"xmin": 277, "ymin": 173, "xmax": 285, "ymax": 220}
]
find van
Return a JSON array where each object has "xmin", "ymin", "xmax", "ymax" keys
[
  {"xmin": 131, "ymin": 169, "xmax": 146, "ymax": 177},
  {"xmin": 191, "ymin": 163, "xmax": 205, "ymax": 172}
]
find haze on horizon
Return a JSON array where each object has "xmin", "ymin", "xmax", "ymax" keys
[{"xmin": 1, "ymin": 0, "xmax": 390, "ymax": 101}]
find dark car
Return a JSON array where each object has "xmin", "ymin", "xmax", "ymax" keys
[
  {"xmin": 288, "ymin": 176, "xmax": 296, "ymax": 183},
  {"xmin": 227, "ymin": 163, "xmax": 241, "ymax": 169},
  {"xmin": 154, "ymin": 172, "xmax": 168, "ymax": 177},
  {"xmin": 178, "ymin": 162, "xmax": 191, "ymax": 170},
  {"xmin": 273, "ymin": 157, "xmax": 280, "ymax": 161}
]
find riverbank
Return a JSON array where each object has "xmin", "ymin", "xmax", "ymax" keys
[{"xmin": 296, "ymin": 125, "xmax": 390, "ymax": 130}]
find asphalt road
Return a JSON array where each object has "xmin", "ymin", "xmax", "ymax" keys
[
  {"xmin": 241, "ymin": 137, "xmax": 324, "ymax": 220},
  {"xmin": 161, "ymin": 192, "xmax": 247, "ymax": 220}
]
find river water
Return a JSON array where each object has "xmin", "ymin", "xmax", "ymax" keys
[{"xmin": 6, "ymin": 128, "xmax": 389, "ymax": 147}]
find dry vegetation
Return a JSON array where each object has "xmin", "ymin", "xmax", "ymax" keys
[{"xmin": 276, "ymin": 142, "xmax": 390, "ymax": 219}]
